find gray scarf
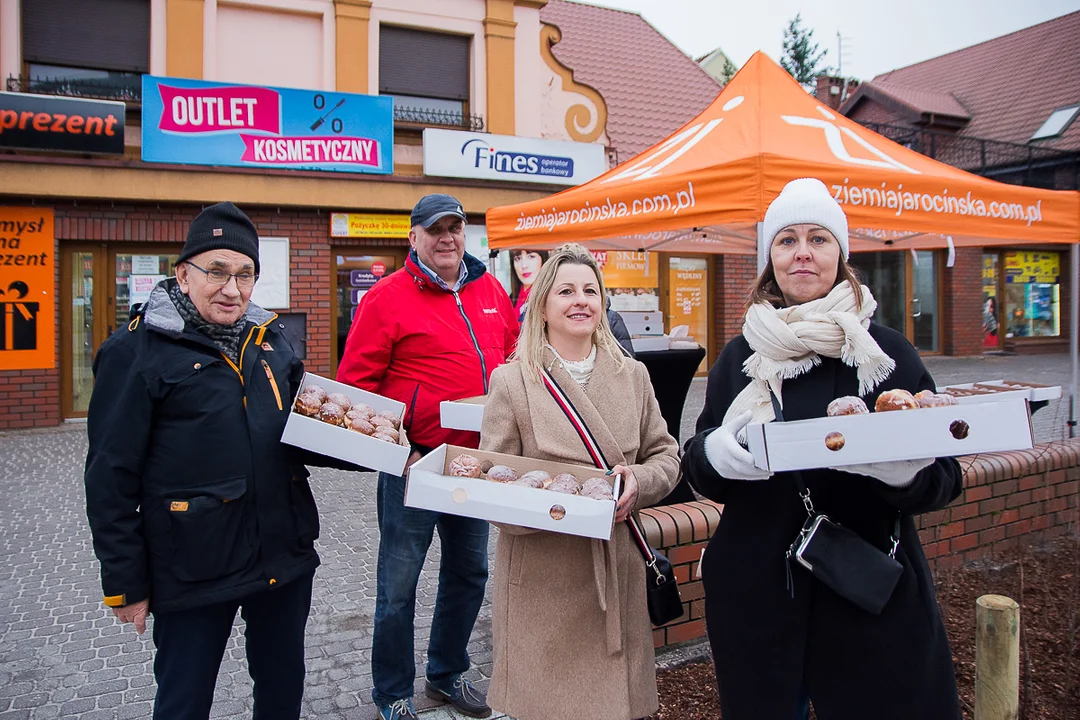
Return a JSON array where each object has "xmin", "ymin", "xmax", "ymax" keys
[{"xmin": 168, "ymin": 282, "xmax": 245, "ymax": 364}]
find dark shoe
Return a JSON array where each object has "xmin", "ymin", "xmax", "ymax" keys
[
  {"xmin": 424, "ymin": 676, "xmax": 492, "ymax": 718},
  {"xmin": 377, "ymin": 698, "xmax": 418, "ymax": 720}
]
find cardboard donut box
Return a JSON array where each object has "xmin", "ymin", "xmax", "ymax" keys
[
  {"xmin": 407, "ymin": 445, "xmax": 622, "ymax": 540},
  {"xmin": 280, "ymin": 373, "xmax": 411, "ymax": 475},
  {"xmin": 745, "ymin": 396, "xmax": 1034, "ymax": 473},
  {"xmin": 439, "ymin": 395, "xmax": 487, "ymax": 432}
]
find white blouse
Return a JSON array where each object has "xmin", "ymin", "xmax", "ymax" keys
[{"xmin": 546, "ymin": 343, "xmax": 597, "ymax": 387}]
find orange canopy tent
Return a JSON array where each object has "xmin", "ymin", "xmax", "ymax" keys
[
  {"xmin": 486, "ymin": 51, "xmax": 1080, "ymax": 437},
  {"xmin": 486, "ymin": 52, "xmax": 1079, "ymax": 256}
]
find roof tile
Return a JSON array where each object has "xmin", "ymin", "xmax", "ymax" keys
[
  {"xmin": 539, "ymin": 0, "xmax": 723, "ymax": 159},
  {"xmin": 863, "ymin": 11, "xmax": 1080, "ymax": 150}
]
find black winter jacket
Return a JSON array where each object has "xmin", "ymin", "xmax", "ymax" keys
[
  {"xmin": 85, "ymin": 280, "xmax": 324, "ymax": 613},
  {"xmin": 681, "ymin": 323, "xmax": 962, "ymax": 720}
]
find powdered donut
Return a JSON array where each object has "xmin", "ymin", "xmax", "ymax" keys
[
  {"xmin": 372, "ymin": 431, "xmax": 398, "ymax": 444},
  {"xmin": 371, "ymin": 413, "xmax": 400, "ymax": 430},
  {"xmin": 318, "ymin": 402, "xmax": 345, "ymax": 426},
  {"xmin": 327, "ymin": 393, "xmax": 352, "ymax": 412},
  {"xmin": 548, "ymin": 474, "xmax": 582, "ymax": 495},
  {"xmin": 514, "ymin": 474, "xmax": 546, "ymax": 489},
  {"xmin": 375, "ymin": 426, "xmax": 399, "ymax": 442},
  {"xmin": 350, "ymin": 403, "xmax": 377, "ymax": 420},
  {"xmin": 449, "ymin": 454, "xmax": 483, "ymax": 478},
  {"xmin": 875, "ymin": 389, "xmax": 918, "ymax": 412},
  {"xmin": 827, "ymin": 396, "xmax": 869, "ymax": 417},
  {"xmin": 581, "ymin": 477, "xmax": 614, "ymax": 500},
  {"xmin": 518, "ymin": 470, "xmax": 552, "ymax": 488},
  {"xmin": 486, "ymin": 465, "xmax": 519, "ymax": 483},
  {"xmin": 302, "ymin": 385, "xmax": 328, "ymax": 404},
  {"xmin": 915, "ymin": 390, "xmax": 959, "ymax": 408},
  {"xmin": 370, "ymin": 414, "xmax": 397, "ymax": 430},
  {"xmin": 294, "ymin": 393, "xmax": 322, "ymax": 417},
  {"xmin": 343, "ymin": 411, "xmax": 375, "ymax": 435}
]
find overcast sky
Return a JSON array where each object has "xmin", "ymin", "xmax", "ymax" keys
[{"xmin": 578, "ymin": 0, "xmax": 1080, "ymax": 81}]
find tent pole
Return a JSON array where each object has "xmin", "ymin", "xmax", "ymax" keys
[{"xmin": 1071, "ymin": 243, "xmax": 1078, "ymax": 439}]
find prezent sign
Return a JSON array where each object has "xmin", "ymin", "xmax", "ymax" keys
[{"xmin": 423, "ymin": 129, "xmax": 606, "ymax": 186}]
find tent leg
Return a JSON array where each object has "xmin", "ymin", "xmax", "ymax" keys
[{"xmin": 1071, "ymin": 243, "xmax": 1078, "ymax": 439}]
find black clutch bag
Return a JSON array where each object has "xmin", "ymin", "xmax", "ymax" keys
[
  {"xmin": 787, "ymin": 513, "xmax": 903, "ymax": 615},
  {"xmin": 628, "ymin": 517, "xmax": 684, "ymax": 626}
]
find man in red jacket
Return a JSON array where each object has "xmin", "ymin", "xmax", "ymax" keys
[{"xmin": 338, "ymin": 194, "xmax": 518, "ymax": 720}]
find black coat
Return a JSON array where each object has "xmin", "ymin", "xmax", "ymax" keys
[
  {"xmin": 85, "ymin": 280, "xmax": 327, "ymax": 613},
  {"xmin": 681, "ymin": 323, "xmax": 962, "ymax": 720}
]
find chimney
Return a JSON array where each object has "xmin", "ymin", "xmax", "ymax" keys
[{"xmin": 814, "ymin": 75, "xmax": 846, "ymax": 110}]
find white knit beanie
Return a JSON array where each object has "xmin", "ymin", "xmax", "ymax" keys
[{"xmin": 762, "ymin": 178, "xmax": 849, "ymax": 260}]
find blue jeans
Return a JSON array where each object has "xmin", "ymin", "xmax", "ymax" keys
[{"xmin": 371, "ymin": 471, "xmax": 489, "ymax": 707}]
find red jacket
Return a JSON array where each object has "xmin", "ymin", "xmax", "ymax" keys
[{"xmin": 337, "ymin": 251, "xmax": 519, "ymax": 453}]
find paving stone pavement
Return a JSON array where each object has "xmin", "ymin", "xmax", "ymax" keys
[{"xmin": 0, "ymin": 352, "xmax": 1073, "ymax": 719}]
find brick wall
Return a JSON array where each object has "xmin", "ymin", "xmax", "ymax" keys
[
  {"xmin": 943, "ymin": 247, "xmax": 985, "ymax": 356},
  {"xmin": 713, "ymin": 254, "xmax": 757, "ymax": 357},
  {"xmin": 642, "ymin": 440, "xmax": 1080, "ymax": 651},
  {"xmin": 845, "ymin": 98, "xmax": 907, "ymax": 126},
  {"xmin": 0, "ymin": 200, "xmax": 408, "ymax": 429}
]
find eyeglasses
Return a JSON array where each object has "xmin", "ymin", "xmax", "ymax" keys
[{"xmin": 185, "ymin": 261, "xmax": 258, "ymax": 288}]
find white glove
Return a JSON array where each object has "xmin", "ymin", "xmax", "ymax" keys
[
  {"xmin": 833, "ymin": 458, "xmax": 935, "ymax": 488},
  {"xmin": 704, "ymin": 411, "xmax": 772, "ymax": 481}
]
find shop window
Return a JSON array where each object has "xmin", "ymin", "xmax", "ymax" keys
[
  {"xmin": 20, "ymin": 0, "xmax": 148, "ymax": 102},
  {"xmin": 596, "ymin": 251, "xmax": 661, "ymax": 313},
  {"xmin": 1003, "ymin": 251, "xmax": 1061, "ymax": 338},
  {"xmin": 982, "ymin": 253, "xmax": 1000, "ymax": 349},
  {"xmin": 379, "ymin": 26, "xmax": 471, "ymax": 126}
]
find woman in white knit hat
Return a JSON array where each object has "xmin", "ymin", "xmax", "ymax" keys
[{"xmin": 681, "ymin": 178, "xmax": 962, "ymax": 720}]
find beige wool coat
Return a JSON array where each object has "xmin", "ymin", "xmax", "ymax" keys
[{"xmin": 479, "ymin": 347, "xmax": 680, "ymax": 720}]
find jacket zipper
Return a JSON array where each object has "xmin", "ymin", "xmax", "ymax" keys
[
  {"xmin": 453, "ymin": 290, "xmax": 488, "ymax": 394},
  {"xmin": 261, "ymin": 359, "xmax": 283, "ymax": 411}
]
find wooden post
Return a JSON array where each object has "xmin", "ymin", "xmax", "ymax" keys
[{"xmin": 975, "ymin": 594, "xmax": 1020, "ymax": 720}]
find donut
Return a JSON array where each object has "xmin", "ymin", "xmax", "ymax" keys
[
  {"xmin": 486, "ymin": 465, "xmax": 519, "ymax": 483},
  {"xmin": 915, "ymin": 390, "xmax": 959, "ymax": 408},
  {"xmin": 371, "ymin": 414, "xmax": 399, "ymax": 431},
  {"xmin": 513, "ymin": 474, "xmax": 546, "ymax": 489},
  {"xmin": 375, "ymin": 426, "xmax": 399, "ymax": 442},
  {"xmin": 372, "ymin": 431, "xmax": 399, "ymax": 444},
  {"xmin": 294, "ymin": 393, "xmax": 322, "ymax": 417},
  {"xmin": 449, "ymin": 454, "xmax": 483, "ymax": 478},
  {"xmin": 343, "ymin": 411, "xmax": 375, "ymax": 435},
  {"xmin": 875, "ymin": 389, "xmax": 918, "ymax": 412},
  {"xmin": 318, "ymin": 402, "xmax": 345, "ymax": 426},
  {"xmin": 548, "ymin": 474, "xmax": 581, "ymax": 495},
  {"xmin": 581, "ymin": 477, "xmax": 614, "ymax": 500},
  {"xmin": 518, "ymin": 470, "xmax": 552, "ymax": 488},
  {"xmin": 371, "ymin": 413, "xmax": 401, "ymax": 430},
  {"xmin": 350, "ymin": 403, "xmax": 377, "ymax": 420},
  {"xmin": 327, "ymin": 393, "xmax": 353, "ymax": 412},
  {"xmin": 302, "ymin": 385, "xmax": 328, "ymax": 404},
  {"xmin": 827, "ymin": 396, "xmax": 869, "ymax": 416}
]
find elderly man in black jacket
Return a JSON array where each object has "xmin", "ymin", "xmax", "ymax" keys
[{"xmin": 84, "ymin": 202, "xmax": 326, "ymax": 720}]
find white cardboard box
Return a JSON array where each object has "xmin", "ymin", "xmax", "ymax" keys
[
  {"xmin": 406, "ymin": 444, "xmax": 622, "ymax": 540},
  {"xmin": 938, "ymin": 382, "xmax": 1031, "ymax": 405},
  {"xmin": 280, "ymin": 373, "xmax": 411, "ymax": 475},
  {"xmin": 745, "ymin": 398, "xmax": 1033, "ymax": 473},
  {"xmin": 618, "ymin": 311, "xmax": 665, "ymax": 336},
  {"xmin": 972, "ymin": 379, "xmax": 1062, "ymax": 402},
  {"xmin": 631, "ymin": 336, "xmax": 670, "ymax": 352},
  {"xmin": 440, "ymin": 396, "xmax": 486, "ymax": 432}
]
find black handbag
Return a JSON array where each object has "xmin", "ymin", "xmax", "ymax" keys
[
  {"xmin": 771, "ymin": 393, "xmax": 904, "ymax": 616},
  {"xmin": 540, "ymin": 369, "xmax": 684, "ymax": 626}
]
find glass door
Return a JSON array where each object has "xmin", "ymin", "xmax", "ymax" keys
[
  {"xmin": 62, "ymin": 248, "xmax": 103, "ymax": 417},
  {"xmin": 911, "ymin": 251, "xmax": 939, "ymax": 352},
  {"xmin": 332, "ymin": 250, "xmax": 406, "ymax": 374},
  {"xmin": 111, "ymin": 251, "xmax": 179, "ymax": 333},
  {"xmin": 852, "ymin": 252, "xmax": 906, "ymax": 336}
]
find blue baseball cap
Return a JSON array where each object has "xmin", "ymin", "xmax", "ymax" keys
[{"xmin": 411, "ymin": 194, "xmax": 467, "ymax": 229}]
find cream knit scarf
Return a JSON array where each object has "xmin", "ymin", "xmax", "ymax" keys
[{"xmin": 721, "ymin": 281, "xmax": 896, "ymax": 435}]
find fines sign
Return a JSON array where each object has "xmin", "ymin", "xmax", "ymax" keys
[{"xmin": 0, "ymin": 208, "xmax": 54, "ymax": 370}]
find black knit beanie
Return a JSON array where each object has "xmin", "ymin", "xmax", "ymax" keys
[{"xmin": 177, "ymin": 202, "xmax": 261, "ymax": 274}]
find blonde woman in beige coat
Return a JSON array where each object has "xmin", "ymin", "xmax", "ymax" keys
[{"xmin": 480, "ymin": 244, "xmax": 680, "ymax": 720}]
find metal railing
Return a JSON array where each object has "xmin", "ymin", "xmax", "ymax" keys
[
  {"xmin": 858, "ymin": 120, "xmax": 1079, "ymax": 190},
  {"xmin": 393, "ymin": 105, "xmax": 484, "ymax": 131},
  {"xmin": 6, "ymin": 75, "xmax": 141, "ymax": 103}
]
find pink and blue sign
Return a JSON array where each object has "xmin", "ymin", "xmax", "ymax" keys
[{"xmin": 141, "ymin": 76, "xmax": 393, "ymax": 174}]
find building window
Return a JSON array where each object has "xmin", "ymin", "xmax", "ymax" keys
[
  {"xmin": 1002, "ymin": 251, "xmax": 1061, "ymax": 338},
  {"xmin": 379, "ymin": 25, "xmax": 472, "ymax": 127},
  {"xmin": 20, "ymin": 0, "xmax": 148, "ymax": 102}
]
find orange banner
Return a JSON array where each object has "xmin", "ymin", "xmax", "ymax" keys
[{"xmin": 0, "ymin": 208, "xmax": 55, "ymax": 370}]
